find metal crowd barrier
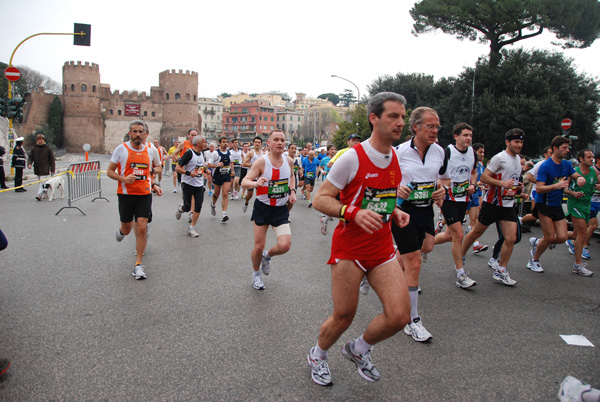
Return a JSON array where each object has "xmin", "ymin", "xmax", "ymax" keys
[{"xmin": 56, "ymin": 160, "xmax": 109, "ymax": 216}]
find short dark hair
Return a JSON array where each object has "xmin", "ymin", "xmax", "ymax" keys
[
  {"xmin": 219, "ymin": 136, "xmax": 228, "ymax": 143},
  {"xmin": 543, "ymin": 146, "xmax": 552, "ymax": 156},
  {"xmin": 551, "ymin": 135, "xmax": 570, "ymax": 150},
  {"xmin": 577, "ymin": 149, "xmax": 592, "ymax": 162},
  {"xmin": 253, "ymin": 136, "xmax": 263, "ymax": 143},
  {"xmin": 473, "ymin": 143, "xmax": 484, "ymax": 151},
  {"xmin": 367, "ymin": 92, "xmax": 407, "ymax": 131},
  {"xmin": 327, "ymin": 144, "xmax": 335, "ymax": 151},
  {"xmin": 453, "ymin": 123, "xmax": 473, "ymax": 136}
]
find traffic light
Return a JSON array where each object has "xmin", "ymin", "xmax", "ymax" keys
[
  {"xmin": 568, "ymin": 135, "xmax": 578, "ymax": 141},
  {"xmin": 0, "ymin": 98, "xmax": 6, "ymax": 117},
  {"xmin": 12, "ymin": 98, "xmax": 24, "ymax": 122},
  {"xmin": 74, "ymin": 23, "xmax": 91, "ymax": 46},
  {"xmin": 6, "ymin": 99, "xmax": 17, "ymax": 118}
]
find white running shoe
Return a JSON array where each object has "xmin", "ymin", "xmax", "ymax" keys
[
  {"xmin": 359, "ymin": 276, "xmax": 370, "ymax": 295},
  {"xmin": 341, "ymin": 340, "xmax": 380, "ymax": 382},
  {"xmin": 187, "ymin": 227, "xmax": 199, "ymax": 238},
  {"xmin": 488, "ymin": 257, "xmax": 499, "ymax": 270},
  {"xmin": 260, "ymin": 251, "xmax": 271, "ymax": 275},
  {"xmin": 404, "ymin": 317, "xmax": 432, "ymax": 342},
  {"xmin": 210, "ymin": 203, "xmax": 216, "ymax": 216},
  {"xmin": 421, "ymin": 253, "xmax": 428, "ymax": 263},
  {"xmin": 558, "ymin": 376, "xmax": 592, "ymax": 402},
  {"xmin": 573, "ymin": 263, "xmax": 593, "ymax": 277},
  {"xmin": 132, "ymin": 264, "xmax": 147, "ymax": 280},
  {"xmin": 529, "ymin": 237, "xmax": 538, "ymax": 259},
  {"xmin": 252, "ymin": 272, "xmax": 265, "ymax": 290},
  {"xmin": 173, "ymin": 188, "xmax": 177, "ymax": 193},
  {"xmin": 175, "ymin": 206, "xmax": 182, "ymax": 220},
  {"xmin": 456, "ymin": 273, "xmax": 477, "ymax": 288},
  {"xmin": 115, "ymin": 229, "xmax": 125, "ymax": 242},
  {"xmin": 242, "ymin": 202, "xmax": 248, "ymax": 213},
  {"xmin": 307, "ymin": 347, "xmax": 332, "ymax": 386},
  {"xmin": 493, "ymin": 269, "xmax": 517, "ymax": 286},
  {"xmin": 320, "ymin": 216, "xmax": 328, "ymax": 235},
  {"xmin": 526, "ymin": 259, "xmax": 544, "ymax": 273}
]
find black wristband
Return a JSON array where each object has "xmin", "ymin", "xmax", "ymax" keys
[
  {"xmin": 291, "ymin": 188, "xmax": 297, "ymax": 193},
  {"xmin": 185, "ymin": 170, "xmax": 191, "ymax": 176}
]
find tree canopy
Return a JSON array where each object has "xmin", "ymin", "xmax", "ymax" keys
[
  {"xmin": 410, "ymin": 0, "xmax": 600, "ymax": 66},
  {"xmin": 1, "ymin": 62, "xmax": 61, "ymax": 98},
  {"xmin": 317, "ymin": 93, "xmax": 340, "ymax": 105}
]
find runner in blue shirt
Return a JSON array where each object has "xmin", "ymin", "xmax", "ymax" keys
[{"xmin": 301, "ymin": 150, "xmax": 320, "ymax": 207}]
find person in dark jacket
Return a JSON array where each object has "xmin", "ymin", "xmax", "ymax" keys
[
  {"xmin": 0, "ymin": 145, "xmax": 8, "ymax": 189},
  {"xmin": 11, "ymin": 137, "xmax": 27, "ymax": 192},
  {"xmin": 28, "ymin": 134, "xmax": 56, "ymax": 200}
]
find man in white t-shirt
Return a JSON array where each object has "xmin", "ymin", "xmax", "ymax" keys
[{"xmin": 520, "ymin": 146, "xmax": 552, "ymax": 231}]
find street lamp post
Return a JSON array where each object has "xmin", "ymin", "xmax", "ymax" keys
[{"xmin": 331, "ymin": 74, "xmax": 360, "ymax": 136}]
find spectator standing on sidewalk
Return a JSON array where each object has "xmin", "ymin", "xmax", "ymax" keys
[
  {"xmin": 11, "ymin": 137, "xmax": 26, "ymax": 192},
  {"xmin": 28, "ymin": 134, "xmax": 56, "ymax": 201}
]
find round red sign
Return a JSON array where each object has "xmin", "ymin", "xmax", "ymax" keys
[
  {"xmin": 561, "ymin": 118, "xmax": 572, "ymax": 130},
  {"xmin": 4, "ymin": 66, "xmax": 21, "ymax": 82}
]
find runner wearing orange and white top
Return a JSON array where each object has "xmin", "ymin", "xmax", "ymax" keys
[
  {"xmin": 153, "ymin": 139, "xmax": 167, "ymax": 182},
  {"xmin": 107, "ymin": 120, "xmax": 163, "ymax": 280}
]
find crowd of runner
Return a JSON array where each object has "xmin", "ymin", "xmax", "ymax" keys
[{"xmin": 105, "ymin": 89, "xmax": 599, "ymax": 392}]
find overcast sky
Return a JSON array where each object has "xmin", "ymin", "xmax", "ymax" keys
[{"xmin": 3, "ymin": 0, "xmax": 600, "ymax": 101}]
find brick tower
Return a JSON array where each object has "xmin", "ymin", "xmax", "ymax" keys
[
  {"xmin": 62, "ymin": 61, "xmax": 104, "ymax": 153},
  {"xmin": 158, "ymin": 69, "xmax": 199, "ymax": 141}
]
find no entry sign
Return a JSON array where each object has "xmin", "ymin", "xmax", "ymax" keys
[
  {"xmin": 561, "ymin": 118, "xmax": 572, "ymax": 130},
  {"xmin": 4, "ymin": 66, "xmax": 21, "ymax": 82}
]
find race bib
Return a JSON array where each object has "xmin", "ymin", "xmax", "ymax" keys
[
  {"xmin": 195, "ymin": 166, "xmax": 205, "ymax": 175},
  {"xmin": 130, "ymin": 162, "xmax": 149, "ymax": 180},
  {"xmin": 294, "ymin": 165, "xmax": 299, "ymax": 173},
  {"xmin": 219, "ymin": 166, "xmax": 231, "ymax": 175},
  {"xmin": 268, "ymin": 179, "xmax": 289, "ymax": 199},
  {"xmin": 306, "ymin": 171, "xmax": 315, "ymax": 179},
  {"xmin": 233, "ymin": 159, "xmax": 240, "ymax": 165},
  {"xmin": 408, "ymin": 181, "xmax": 435, "ymax": 205},
  {"xmin": 502, "ymin": 187, "xmax": 517, "ymax": 201},
  {"xmin": 452, "ymin": 180, "xmax": 469, "ymax": 198},
  {"xmin": 361, "ymin": 187, "xmax": 397, "ymax": 222}
]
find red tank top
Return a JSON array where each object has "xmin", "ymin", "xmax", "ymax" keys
[
  {"xmin": 330, "ymin": 143, "xmax": 401, "ymax": 260},
  {"xmin": 117, "ymin": 143, "xmax": 152, "ymax": 195}
]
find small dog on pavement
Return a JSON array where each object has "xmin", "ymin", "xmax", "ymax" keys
[{"xmin": 42, "ymin": 176, "xmax": 65, "ymax": 201}]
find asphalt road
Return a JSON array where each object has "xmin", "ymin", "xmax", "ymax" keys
[{"xmin": 0, "ymin": 154, "xmax": 598, "ymax": 401}]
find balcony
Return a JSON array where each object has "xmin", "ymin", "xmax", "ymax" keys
[{"xmin": 203, "ymin": 109, "xmax": 216, "ymax": 115}]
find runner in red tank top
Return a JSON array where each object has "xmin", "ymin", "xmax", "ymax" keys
[{"xmin": 306, "ymin": 92, "xmax": 411, "ymax": 387}]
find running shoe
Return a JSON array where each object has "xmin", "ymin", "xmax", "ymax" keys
[
  {"xmin": 260, "ymin": 252, "xmax": 271, "ymax": 275},
  {"xmin": 146, "ymin": 225, "xmax": 150, "ymax": 238},
  {"xmin": 175, "ymin": 206, "xmax": 182, "ymax": 220},
  {"xmin": 187, "ymin": 227, "xmax": 199, "ymax": 238},
  {"xmin": 434, "ymin": 220, "xmax": 444, "ymax": 235},
  {"xmin": 252, "ymin": 272, "xmax": 265, "ymax": 290},
  {"xmin": 526, "ymin": 259, "xmax": 544, "ymax": 273},
  {"xmin": 488, "ymin": 257, "xmax": 499, "ymax": 270},
  {"xmin": 549, "ymin": 243, "xmax": 556, "ymax": 250},
  {"xmin": 566, "ymin": 240, "xmax": 575, "ymax": 255},
  {"xmin": 308, "ymin": 202, "xmax": 312, "ymax": 208},
  {"xmin": 582, "ymin": 247, "xmax": 591, "ymax": 260},
  {"xmin": 210, "ymin": 203, "xmax": 216, "ymax": 216},
  {"xmin": 115, "ymin": 229, "xmax": 125, "ymax": 242},
  {"xmin": 221, "ymin": 215, "xmax": 229, "ymax": 223},
  {"xmin": 208, "ymin": 190, "xmax": 213, "ymax": 196},
  {"xmin": 188, "ymin": 212, "xmax": 192, "ymax": 223},
  {"xmin": 472, "ymin": 244, "xmax": 488, "ymax": 254},
  {"xmin": 529, "ymin": 237, "xmax": 538, "ymax": 259},
  {"xmin": 404, "ymin": 317, "xmax": 432, "ymax": 342},
  {"xmin": 359, "ymin": 276, "xmax": 370, "ymax": 295},
  {"xmin": 456, "ymin": 273, "xmax": 477, "ymax": 288},
  {"xmin": 242, "ymin": 202, "xmax": 248, "ymax": 213},
  {"xmin": 173, "ymin": 188, "xmax": 177, "ymax": 193},
  {"xmin": 465, "ymin": 226, "xmax": 472, "ymax": 234},
  {"xmin": 421, "ymin": 253, "xmax": 428, "ymax": 263},
  {"xmin": 493, "ymin": 269, "xmax": 517, "ymax": 286},
  {"xmin": 573, "ymin": 263, "xmax": 593, "ymax": 277},
  {"xmin": 320, "ymin": 216, "xmax": 328, "ymax": 235},
  {"xmin": 341, "ymin": 340, "xmax": 380, "ymax": 382},
  {"xmin": 0, "ymin": 358, "xmax": 10, "ymax": 377},
  {"xmin": 233, "ymin": 191, "xmax": 239, "ymax": 199},
  {"xmin": 132, "ymin": 264, "xmax": 147, "ymax": 280},
  {"xmin": 558, "ymin": 376, "xmax": 592, "ymax": 402},
  {"xmin": 307, "ymin": 347, "xmax": 332, "ymax": 386}
]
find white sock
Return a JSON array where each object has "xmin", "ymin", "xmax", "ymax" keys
[
  {"xmin": 313, "ymin": 343, "xmax": 327, "ymax": 358},
  {"xmin": 498, "ymin": 266, "xmax": 507, "ymax": 273},
  {"xmin": 474, "ymin": 240, "xmax": 480, "ymax": 247},
  {"xmin": 222, "ymin": 211, "xmax": 227, "ymax": 217},
  {"xmin": 456, "ymin": 268, "xmax": 465, "ymax": 277},
  {"xmin": 409, "ymin": 287, "xmax": 419, "ymax": 321},
  {"xmin": 263, "ymin": 250, "xmax": 271, "ymax": 259},
  {"xmin": 353, "ymin": 335, "xmax": 373, "ymax": 355},
  {"xmin": 253, "ymin": 270, "xmax": 261, "ymax": 277}
]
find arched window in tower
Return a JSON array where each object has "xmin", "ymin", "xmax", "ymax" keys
[
  {"xmin": 118, "ymin": 110, "xmax": 122, "ymax": 116},
  {"xmin": 81, "ymin": 84, "xmax": 87, "ymax": 92},
  {"xmin": 152, "ymin": 112, "xmax": 156, "ymax": 117},
  {"xmin": 166, "ymin": 93, "xmax": 170, "ymax": 100},
  {"xmin": 92, "ymin": 85, "xmax": 97, "ymax": 93},
  {"xmin": 109, "ymin": 109, "xmax": 113, "ymax": 115},
  {"xmin": 175, "ymin": 93, "xmax": 181, "ymax": 100},
  {"xmin": 194, "ymin": 95, "xmax": 197, "ymax": 101},
  {"xmin": 186, "ymin": 94, "xmax": 190, "ymax": 101},
  {"xmin": 64, "ymin": 85, "xmax": 67, "ymax": 92},
  {"xmin": 71, "ymin": 84, "xmax": 75, "ymax": 91},
  {"xmin": 144, "ymin": 111, "xmax": 147, "ymax": 117}
]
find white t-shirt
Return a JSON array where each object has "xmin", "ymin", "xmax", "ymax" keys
[
  {"xmin": 529, "ymin": 159, "xmax": 545, "ymax": 192},
  {"xmin": 484, "ymin": 150, "xmax": 522, "ymax": 208},
  {"xmin": 230, "ymin": 148, "xmax": 243, "ymax": 166},
  {"xmin": 326, "ymin": 139, "xmax": 396, "ymax": 190}
]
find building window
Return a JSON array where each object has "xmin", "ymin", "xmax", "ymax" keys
[
  {"xmin": 81, "ymin": 84, "xmax": 87, "ymax": 92},
  {"xmin": 166, "ymin": 93, "xmax": 170, "ymax": 100},
  {"xmin": 71, "ymin": 84, "xmax": 75, "ymax": 91},
  {"xmin": 92, "ymin": 85, "xmax": 97, "ymax": 92},
  {"xmin": 152, "ymin": 112, "xmax": 156, "ymax": 117},
  {"xmin": 186, "ymin": 94, "xmax": 190, "ymax": 100},
  {"xmin": 109, "ymin": 109, "xmax": 113, "ymax": 115},
  {"xmin": 175, "ymin": 93, "xmax": 181, "ymax": 100},
  {"xmin": 194, "ymin": 95, "xmax": 197, "ymax": 101},
  {"xmin": 144, "ymin": 111, "xmax": 148, "ymax": 116},
  {"xmin": 118, "ymin": 110, "xmax": 122, "ymax": 116},
  {"xmin": 64, "ymin": 84, "xmax": 67, "ymax": 92}
]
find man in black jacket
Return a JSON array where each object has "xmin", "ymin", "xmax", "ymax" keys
[
  {"xmin": 28, "ymin": 134, "xmax": 55, "ymax": 200},
  {"xmin": 11, "ymin": 137, "xmax": 27, "ymax": 192}
]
